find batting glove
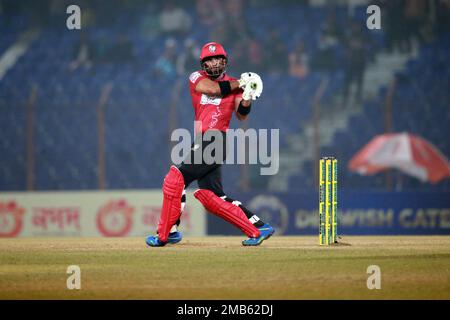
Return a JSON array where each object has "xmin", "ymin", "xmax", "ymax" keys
[
  {"xmin": 243, "ymin": 74, "xmax": 263, "ymax": 100},
  {"xmin": 242, "ymin": 82, "xmax": 254, "ymax": 101},
  {"xmin": 238, "ymin": 72, "xmax": 252, "ymax": 88}
]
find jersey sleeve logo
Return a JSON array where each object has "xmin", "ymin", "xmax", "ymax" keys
[
  {"xmin": 189, "ymin": 71, "xmax": 202, "ymax": 84},
  {"xmin": 200, "ymin": 94, "xmax": 222, "ymax": 106}
]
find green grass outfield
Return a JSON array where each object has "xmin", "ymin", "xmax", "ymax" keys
[{"xmin": 0, "ymin": 236, "xmax": 449, "ymax": 299}]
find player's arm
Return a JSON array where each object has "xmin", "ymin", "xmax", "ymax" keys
[
  {"xmin": 235, "ymin": 96, "xmax": 251, "ymax": 121},
  {"xmin": 195, "ymin": 78, "xmax": 241, "ymax": 96}
]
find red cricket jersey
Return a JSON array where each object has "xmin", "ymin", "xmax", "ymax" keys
[{"xmin": 188, "ymin": 70, "xmax": 242, "ymax": 133}]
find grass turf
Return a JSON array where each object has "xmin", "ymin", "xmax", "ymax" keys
[{"xmin": 0, "ymin": 236, "xmax": 449, "ymax": 299}]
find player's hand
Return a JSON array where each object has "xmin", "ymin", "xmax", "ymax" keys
[
  {"xmin": 242, "ymin": 73, "xmax": 263, "ymax": 100},
  {"xmin": 238, "ymin": 72, "xmax": 252, "ymax": 88},
  {"xmin": 238, "ymin": 72, "xmax": 260, "ymax": 88},
  {"xmin": 242, "ymin": 82, "xmax": 254, "ymax": 101}
]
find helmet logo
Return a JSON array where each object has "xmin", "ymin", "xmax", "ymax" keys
[{"xmin": 208, "ymin": 45, "xmax": 216, "ymax": 53}]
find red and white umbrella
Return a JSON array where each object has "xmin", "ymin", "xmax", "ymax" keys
[{"xmin": 348, "ymin": 133, "xmax": 450, "ymax": 183}]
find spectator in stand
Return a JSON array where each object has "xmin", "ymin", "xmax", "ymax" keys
[
  {"xmin": 110, "ymin": 34, "xmax": 135, "ymax": 64},
  {"xmin": 225, "ymin": 0, "xmax": 243, "ymax": 19},
  {"xmin": 140, "ymin": 3, "xmax": 161, "ymax": 39},
  {"xmin": 69, "ymin": 32, "xmax": 93, "ymax": 71},
  {"xmin": 247, "ymin": 37, "xmax": 264, "ymax": 72},
  {"xmin": 176, "ymin": 38, "xmax": 200, "ymax": 75},
  {"xmin": 289, "ymin": 41, "xmax": 309, "ymax": 79},
  {"xmin": 0, "ymin": 0, "xmax": 16, "ymax": 28},
  {"xmin": 48, "ymin": 0, "xmax": 71, "ymax": 27},
  {"xmin": 209, "ymin": 24, "xmax": 231, "ymax": 48},
  {"xmin": 382, "ymin": 0, "xmax": 407, "ymax": 53},
  {"xmin": 342, "ymin": 22, "xmax": 367, "ymax": 104},
  {"xmin": 321, "ymin": 10, "xmax": 344, "ymax": 45},
  {"xmin": 154, "ymin": 38, "xmax": 177, "ymax": 77},
  {"xmin": 228, "ymin": 18, "xmax": 250, "ymax": 45},
  {"xmin": 264, "ymin": 29, "xmax": 288, "ymax": 73},
  {"xmin": 310, "ymin": 12, "xmax": 341, "ymax": 73},
  {"xmin": 435, "ymin": 0, "xmax": 450, "ymax": 36},
  {"xmin": 93, "ymin": 36, "xmax": 111, "ymax": 63},
  {"xmin": 224, "ymin": 0, "xmax": 250, "ymax": 43},
  {"xmin": 51, "ymin": 0, "xmax": 96, "ymax": 28},
  {"xmin": 230, "ymin": 40, "xmax": 247, "ymax": 73},
  {"xmin": 404, "ymin": 0, "xmax": 427, "ymax": 52},
  {"xmin": 159, "ymin": 1, "xmax": 192, "ymax": 37},
  {"xmin": 311, "ymin": 32, "xmax": 336, "ymax": 73},
  {"xmin": 196, "ymin": 0, "xmax": 224, "ymax": 26}
]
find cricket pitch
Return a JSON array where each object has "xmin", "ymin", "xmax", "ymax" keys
[{"xmin": 1, "ymin": 236, "xmax": 449, "ymax": 299}]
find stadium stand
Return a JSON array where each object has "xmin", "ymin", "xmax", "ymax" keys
[{"xmin": 0, "ymin": 1, "xmax": 448, "ymax": 193}]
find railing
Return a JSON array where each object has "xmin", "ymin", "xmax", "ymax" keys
[
  {"xmin": 96, "ymin": 83, "xmax": 113, "ymax": 190},
  {"xmin": 26, "ymin": 84, "xmax": 38, "ymax": 191}
]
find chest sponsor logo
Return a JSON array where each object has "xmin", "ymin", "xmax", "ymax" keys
[{"xmin": 200, "ymin": 94, "xmax": 222, "ymax": 106}]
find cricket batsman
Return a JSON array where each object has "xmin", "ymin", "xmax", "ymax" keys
[{"xmin": 146, "ymin": 42, "xmax": 274, "ymax": 247}]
